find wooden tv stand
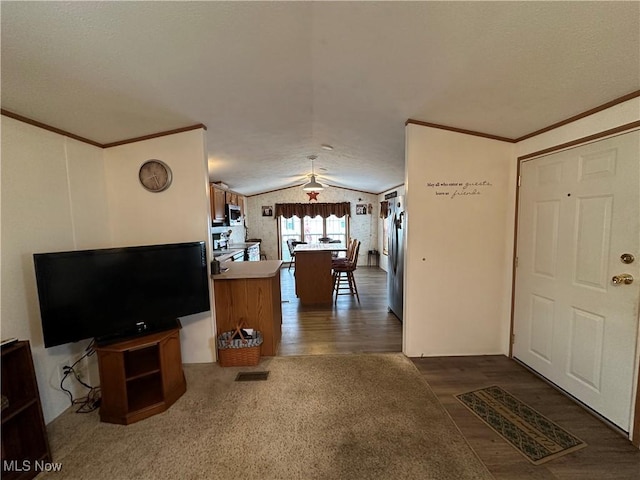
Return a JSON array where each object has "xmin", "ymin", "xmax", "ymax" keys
[{"xmin": 96, "ymin": 328, "xmax": 186, "ymax": 425}]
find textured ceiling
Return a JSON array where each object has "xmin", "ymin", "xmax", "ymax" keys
[{"xmin": 2, "ymin": 1, "xmax": 639, "ymax": 195}]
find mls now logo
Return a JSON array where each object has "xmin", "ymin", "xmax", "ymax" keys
[{"xmin": 3, "ymin": 459, "xmax": 62, "ymax": 473}]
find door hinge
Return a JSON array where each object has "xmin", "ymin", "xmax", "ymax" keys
[
  {"xmin": 515, "ymin": 256, "xmax": 518, "ymax": 268},
  {"xmin": 511, "ymin": 333, "xmax": 516, "ymax": 345},
  {"xmin": 517, "ymin": 175, "xmax": 521, "ymax": 187}
]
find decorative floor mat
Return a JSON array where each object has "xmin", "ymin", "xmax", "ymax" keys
[{"xmin": 455, "ymin": 385, "xmax": 587, "ymax": 464}]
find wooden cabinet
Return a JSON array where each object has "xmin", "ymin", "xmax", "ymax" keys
[
  {"xmin": 214, "ymin": 272, "xmax": 282, "ymax": 356},
  {"xmin": 210, "ymin": 185, "xmax": 226, "ymax": 223},
  {"xmin": 226, "ymin": 192, "xmax": 238, "ymax": 206},
  {"xmin": 295, "ymin": 250, "xmax": 334, "ymax": 305},
  {"xmin": 1, "ymin": 341, "xmax": 51, "ymax": 480},
  {"xmin": 210, "ymin": 185, "xmax": 246, "ymax": 224},
  {"xmin": 96, "ymin": 328, "xmax": 186, "ymax": 425},
  {"xmin": 238, "ymin": 196, "xmax": 245, "ymax": 217}
]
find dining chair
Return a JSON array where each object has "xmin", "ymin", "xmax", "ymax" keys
[
  {"xmin": 331, "ymin": 237, "xmax": 355, "ymax": 267},
  {"xmin": 332, "ymin": 240, "xmax": 361, "ymax": 302},
  {"xmin": 286, "ymin": 239, "xmax": 307, "ymax": 271}
]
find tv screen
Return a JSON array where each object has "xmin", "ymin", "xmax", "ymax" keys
[{"xmin": 34, "ymin": 241, "xmax": 210, "ymax": 348}]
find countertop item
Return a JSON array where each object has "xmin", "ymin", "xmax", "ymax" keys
[{"xmin": 212, "ymin": 260, "xmax": 282, "ymax": 280}]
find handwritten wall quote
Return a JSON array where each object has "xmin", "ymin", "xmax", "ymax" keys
[{"xmin": 426, "ymin": 180, "xmax": 493, "ymax": 199}]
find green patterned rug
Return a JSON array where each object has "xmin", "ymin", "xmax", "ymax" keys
[{"xmin": 455, "ymin": 385, "xmax": 587, "ymax": 465}]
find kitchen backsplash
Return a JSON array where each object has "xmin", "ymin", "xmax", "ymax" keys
[{"xmin": 211, "ymin": 224, "xmax": 246, "ymax": 246}]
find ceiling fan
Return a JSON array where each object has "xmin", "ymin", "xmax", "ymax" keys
[
  {"xmin": 279, "ymin": 155, "xmax": 339, "ymax": 188},
  {"xmin": 302, "ymin": 155, "xmax": 324, "ymax": 191}
]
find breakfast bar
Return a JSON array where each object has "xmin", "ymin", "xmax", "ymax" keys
[
  {"xmin": 212, "ymin": 260, "xmax": 283, "ymax": 356},
  {"xmin": 294, "ymin": 243, "xmax": 347, "ymax": 305}
]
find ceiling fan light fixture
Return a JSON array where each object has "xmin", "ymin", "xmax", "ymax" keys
[
  {"xmin": 302, "ymin": 155, "xmax": 324, "ymax": 191},
  {"xmin": 303, "ymin": 174, "xmax": 324, "ymax": 191}
]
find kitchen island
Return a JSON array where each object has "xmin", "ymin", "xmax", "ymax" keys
[
  {"xmin": 212, "ymin": 260, "xmax": 283, "ymax": 357},
  {"xmin": 294, "ymin": 243, "xmax": 347, "ymax": 305}
]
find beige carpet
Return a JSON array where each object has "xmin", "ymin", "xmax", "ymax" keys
[{"xmin": 41, "ymin": 353, "xmax": 493, "ymax": 480}]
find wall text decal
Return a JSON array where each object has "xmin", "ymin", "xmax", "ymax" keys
[{"xmin": 426, "ymin": 180, "xmax": 493, "ymax": 199}]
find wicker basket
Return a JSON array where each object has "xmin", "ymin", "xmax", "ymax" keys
[{"xmin": 217, "ymin": 329, "xmax": 263, "ymax": 367}]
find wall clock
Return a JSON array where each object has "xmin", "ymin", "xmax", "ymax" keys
[{"xmin": 139, "ymin": 159, "xmax": 172, "ymax": 192}]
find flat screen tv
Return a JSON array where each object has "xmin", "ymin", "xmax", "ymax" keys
[{"xmin": 34, "ymin": 241, "xmax": 210, "ymax": 348}]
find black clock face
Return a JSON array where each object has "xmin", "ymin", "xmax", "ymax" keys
[{"xmin": 139, "ymin": 160, "xmax": 172, "ymax": 192}]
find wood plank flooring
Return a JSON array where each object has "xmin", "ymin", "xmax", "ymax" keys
[
  {"xmin": 279, "ymin": 265, "xmax": 402, "ymax": 355},
  {"xmin": 277, "ymin": 264, "xmax": 640, "ymax": 478},
  {"xmin": 414, "ymin": 356, "xmax": 640, "ymax": 479}
]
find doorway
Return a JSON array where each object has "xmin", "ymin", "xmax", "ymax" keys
[{"xmin": 513, "ymin": 130, "xmax": 640, "ymax": 432}]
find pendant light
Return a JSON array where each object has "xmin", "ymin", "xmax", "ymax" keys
[{"xmin": 302, "ymin": 155, "xmax": 324, "ymax": 191}]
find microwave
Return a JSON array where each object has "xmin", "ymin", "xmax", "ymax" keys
[{"xmin": 225, "ymin": 204, "xmax": 243, "ymax": 225}]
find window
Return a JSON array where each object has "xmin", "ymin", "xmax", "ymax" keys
[{"xmin": 280, "ymin": 215, "xmax": 348, "ymax": 261}]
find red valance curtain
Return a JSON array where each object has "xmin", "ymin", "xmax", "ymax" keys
[{"xmin": 275, "ymin": 202, "xmax": 351, "ymax": 219}]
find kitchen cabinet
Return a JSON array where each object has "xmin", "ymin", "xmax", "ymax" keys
[
  {"xmin": 210, "ymin": 185, "xmax": 226, "ymax": 223},
  {"xmin": 210, "ymin": 184, "xmax": 245, "ymax": 225},
  {"xmin": 213, "ymin": 261, "xmax": 283, "ymax": 356},
  {"xmin": 238, "ymin": 196, "xmax": 245, "ymax": 217},
  {"xmin": 1, "ymin": 341, "xmax": 51, "ymax": 480},
  {"xmin": 226, "ymin": 192, "xmax": 238, "ymax": 206}
]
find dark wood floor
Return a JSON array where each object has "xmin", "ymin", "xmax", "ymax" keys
[
  {"xmin": 279, "ymin": 265, "xmax": 402, "ymax": 355},
  {"xmin": 278, "ymin": 265, "xmax": 640, "ymax": 478}
]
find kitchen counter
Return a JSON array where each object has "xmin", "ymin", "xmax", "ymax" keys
[
  {"xmin": 212, "ymin": 260, "xmax": 283, "ymax": 357},
  {"xmin": 212, "ymin": 242, "xmax": 259, "ymax": 262},
  {"xmin": 212, "ymin": 260, "xmax": 282, "ymax": 280}
]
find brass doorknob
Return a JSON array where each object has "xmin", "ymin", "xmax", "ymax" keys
[{"xmin": 612, "ymin": 274, "xmax": 634, "ymax": 285}]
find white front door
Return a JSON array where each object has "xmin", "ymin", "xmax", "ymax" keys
[{"xmin": 513, "ymin": 130, "xmax": 640, "ymax": 432}]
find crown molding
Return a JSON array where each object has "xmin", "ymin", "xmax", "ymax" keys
[{"xmin": 0, "ymin": 109, "xmax": 206, "ymax": 149}]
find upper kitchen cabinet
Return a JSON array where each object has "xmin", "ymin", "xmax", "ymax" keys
[
  {"xmin": 226, "ymin": 192, "xmax": 238, "ymax": 206},
  {"xmin": 210, "ymin": 183, "xmax": 246, "ymax": 225},
  {"xmin": 237, "ymin": 196, "xmax": 245, "ymax": 217},
  {"xmin": 210, "ymin": 184, "xmax": 226, "ymax": 223}
]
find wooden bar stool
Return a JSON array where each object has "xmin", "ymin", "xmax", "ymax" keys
[{"xmin": 333, "ymin": 241, "xmax": 360, "ymax": 302}]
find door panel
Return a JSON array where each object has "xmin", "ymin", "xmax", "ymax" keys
[
  {"xmin": 514, "ymin": 131, "xmax": 640, "ymax": 432},
  {"xmin": 567, "ymin": 307, "xmax": 604, "ymax": 391},
  {"xmin": 574, "ymin": 195, "xmax": 612, "ymax": 290},
  {"xmin": 529, "ymin": 294, "xmax": 554, "ymax": 362},
  {"xmin": 533, "ymin": 200, "xmax": 560, "ymax": 278}
]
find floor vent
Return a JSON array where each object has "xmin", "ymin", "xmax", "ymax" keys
[{"xmin": 235, "ymin": 371, "xmax": 270, "ymax": 382}]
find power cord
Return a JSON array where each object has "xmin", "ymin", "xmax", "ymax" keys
[{"xmin": 59, "ymin": 340, "xmax": 102, "ymax": 413}]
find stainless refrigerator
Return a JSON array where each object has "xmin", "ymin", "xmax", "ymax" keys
[{"xmin": 387, "ymin": 196, "xmax": 404, "ymax": 321}]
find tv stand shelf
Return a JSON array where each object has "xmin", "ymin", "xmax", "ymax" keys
[
  {"xmin": 1, "ymin": 341, "xmax": 51, "ymax": 480},
  {"xmin": 96, "ymin": 328, "xmax": 186, "ymax": 425}
]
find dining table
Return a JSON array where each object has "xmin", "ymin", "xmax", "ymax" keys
[{"xmin": 293, "ymin": 242, "xmax": 348, "ymax": 305}]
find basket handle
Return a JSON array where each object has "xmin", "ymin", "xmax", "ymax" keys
[{"xmin": 231, "ymin": 318, "xmax": 249, "ymax": 345}]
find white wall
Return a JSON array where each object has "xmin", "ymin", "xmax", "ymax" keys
[
  {"xmin": 244, "ymin": 186, "xmax": 378, "ymax": 264},
  {"xmin": 517, "ymin": 97, "xmax": 640, "ymax": 156},
  {"xmin": 404, "ymin": 125, "xmax": 516, "ymax": 356},
  {"xmin": 1, "ymin": 117, "xmax": 111, "ymax": 423},
  {"xmin": 103, "ymin": 129, "xmax": 215, "ymax": 363}
]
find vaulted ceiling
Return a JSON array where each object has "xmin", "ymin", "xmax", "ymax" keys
[{"xmin": 2, "ymin": 1, "xmax": 638, "ymax": 195}]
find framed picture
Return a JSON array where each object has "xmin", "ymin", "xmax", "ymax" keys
[
  {"xmin": 355, "ymin": 204, "xmax": 367, "ymax": 215},
  {"xmin": 262, "ymin": 205, "xmax": 273, "ymax": 217}
]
